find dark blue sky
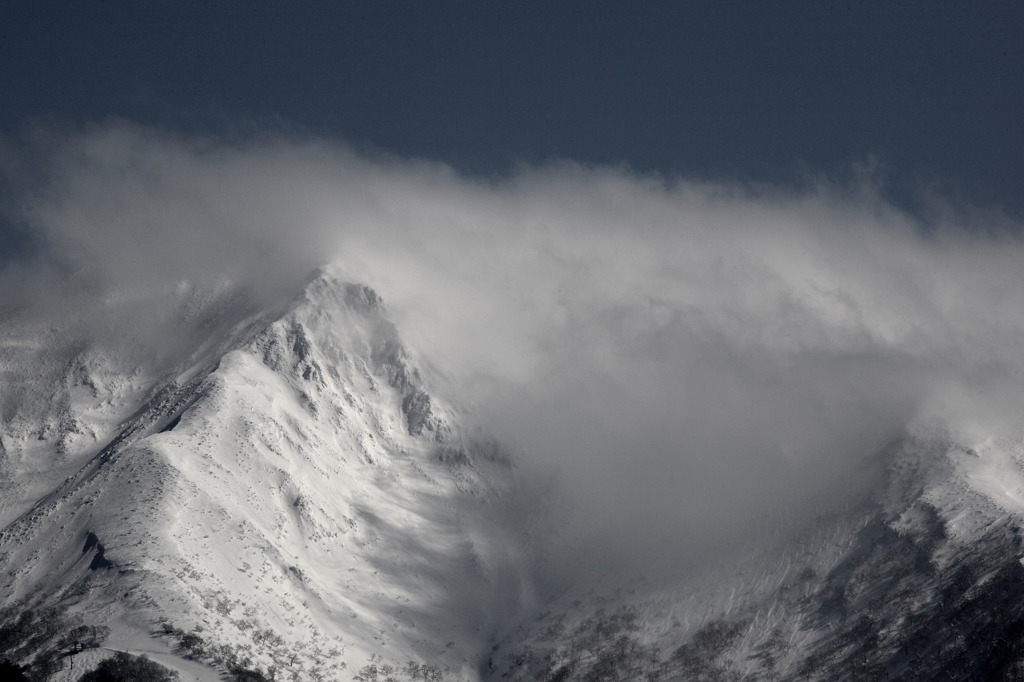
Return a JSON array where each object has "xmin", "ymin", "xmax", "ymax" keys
[{"xmin": 2, "ymin": 1, "xmax": 1023, "ymax": 214}]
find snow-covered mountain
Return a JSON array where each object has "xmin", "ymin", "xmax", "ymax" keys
[
  {"xmin": 4, "ymin": 267, "xmax": 1024, "ymax": 681},
  {"xmin": 0, "ymin": 270, "xmax": 542, "ymax": 681},
  {"xmin": 491, "ymin": 423, "xmax": 1024, "ymax": 681}
]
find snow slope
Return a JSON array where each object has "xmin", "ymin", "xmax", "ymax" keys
[
  {"xmin": 491, "ymin": 420, "xmax": 1024, "ymax": 681},
  {"xmin": 0, "ymin": 270, "xmax": 535, "ymax": 680}
]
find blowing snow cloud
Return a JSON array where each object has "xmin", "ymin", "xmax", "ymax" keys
[{"xmin": 4, "ymin": 122, "xmax": 1024, "ymax": 565}]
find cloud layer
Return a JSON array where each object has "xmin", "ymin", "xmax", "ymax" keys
[{"xmin": 5, "ymin": 122, "xmax": 1024, "ymax": 567}]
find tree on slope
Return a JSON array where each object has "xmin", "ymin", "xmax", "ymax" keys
[{"xmin": 78, "ymin": 652, "xmax": 179, "ymax": 682}]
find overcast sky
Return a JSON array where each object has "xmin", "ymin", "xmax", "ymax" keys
[{"xmin": 2, "ymin": 1, "xmax": 1023, "ymax": 222}]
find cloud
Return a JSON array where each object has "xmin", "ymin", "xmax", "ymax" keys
[{"xmin": 5, "ymin": 121, "xmax": 1024, "ymax": 571}]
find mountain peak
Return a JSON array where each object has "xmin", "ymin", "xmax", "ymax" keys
[
  {"xmin": 0, "ymin": 272, "xmax": 522, "ymax": 680},
  {"xmin": 256, "ymin": 270, "xmax": 451, "ymax": 441}
]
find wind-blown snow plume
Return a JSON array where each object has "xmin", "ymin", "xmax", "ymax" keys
[{"xmin": 3, "ymin": 122, "xmax": 1024, "ymax": 565}]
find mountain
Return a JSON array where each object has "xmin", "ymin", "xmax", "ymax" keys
[
  {"xmin": 4, "ymin": 268, "xmax": 1024, "ymax": 681},
  {"xmin": 491, "ymin": 424, "xmax": 1024, "ymax": 681},
  {"xmin": 0, "ymin": 270, "xmax": 540, "ymax": 681}
]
